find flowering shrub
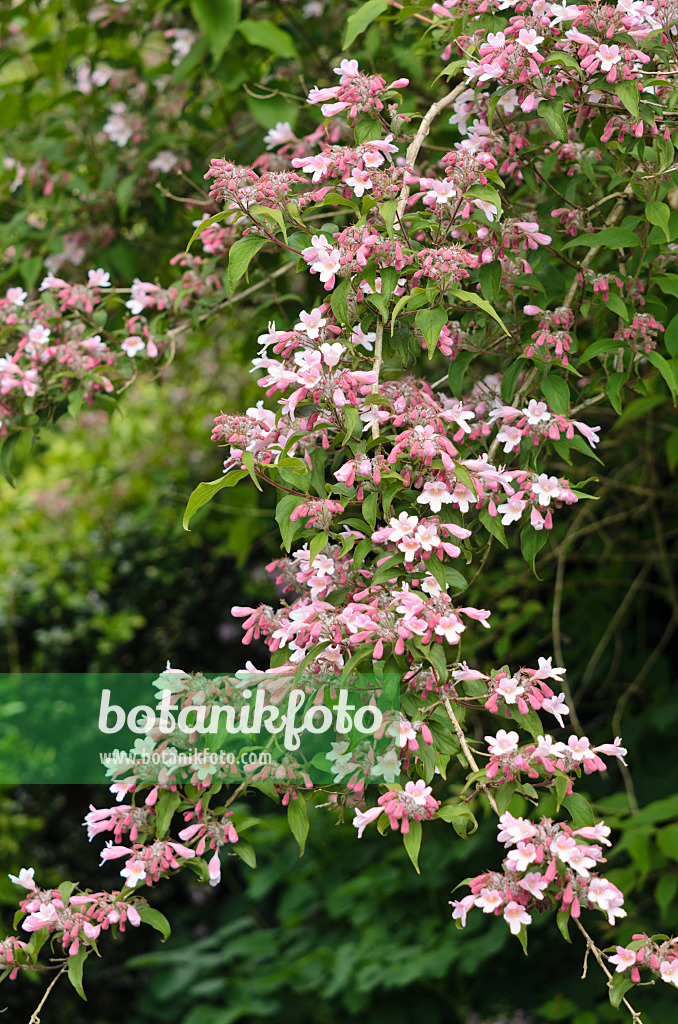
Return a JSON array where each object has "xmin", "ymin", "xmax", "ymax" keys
[{"xmin": 2, "ymin": 0, "xmax": 678, "ymax": 1020}]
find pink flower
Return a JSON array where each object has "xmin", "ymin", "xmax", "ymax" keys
[
  {"xmin": 353, "ymin": 805, "xmax": 384, "ymax": 838},
  {"xmin": 122, "ymin": 336, "xmax": 145, "ymax": 357},
  {"xmin": 503, "ymin": 900, "xmax": 531, "ymax": 934},
  {"xmin": 609, "ymin": 946, "xmax": 637, "ymax": 972},
  {"xmin": 485, "ymin": 729, "xmax": 520, "ymax": 756},
  {"xmin": 346, "ymin": 168, "xmax": 373, "ymax": 198},
  {"xmin": 660, "ymin": 959, "xmax": 678, "ymax": 987},
  {"xmin": 8, "ymin": 868, "xmax": 36, "ymax": 890}
]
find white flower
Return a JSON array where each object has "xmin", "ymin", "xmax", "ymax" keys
[{"xmin": 148, "ymin": 150, "xmax": 178, "ymax": 173}]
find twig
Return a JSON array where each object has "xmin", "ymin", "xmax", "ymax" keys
[
  {"xmin": 28, "ymin": 964, "xmax": 67, "ymax": 1024},
  {"xmin": 562, "ymin": 177, "xmax": 638, "ymax": 308},
  {"xmin": 166, "ymin": 261, "xmax": 295, "ymax": 340},
  {"xmin": 574, "ymin": 920, "xmax": 645, "ymax": 1024}
]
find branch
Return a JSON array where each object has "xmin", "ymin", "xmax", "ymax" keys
[
  {"xmin": 443, "ymin": 695, "xmax": 499, "ymax": 814},
  {"xmin": 395, "ymin": 83, "xmax": 468, "ymax": 223}
]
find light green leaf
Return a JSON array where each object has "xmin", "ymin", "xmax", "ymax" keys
[
  {"xmin": 520, "ymin": 526, "xmax": 548, "ymax": 576},
  {"xmin": 615, "ymin": 80, "xmax": 640, "ymax": 120},
  {"xmin": 186, "ymin": 210, "xmax": 230, "ymax": 252},
  {"xmin": 309, "ymin": 531, "xmax": 329, "ymax": 567},
  {"xmin": 563, "ymin": 228, "xmax": 640, "ymax": 250},
  {"xmin": 154, "ymin": 790, "xmax": 181, "ymax": 838},
  {"xmin": 415, "ymin": 307, "xmax": 447, "ymax": 359},
  {"xmin": 646, "ymin": 350, "xmax": 678, "ymax": 402},
  {"xmin": 403, "ymin": 819, "xmax": 422, "ymax": 872},
  {"xmin": 241, "ymin": 450, "xmax": 263, "ymax": 491},
  {"xmin": 67, "ymin": 947, "xmax": 87, "ymax": 1000},
  {"xmin": 248, "ymin": 204, "xmax": 288, "ymax": 242},
  {"xmin": 540, "ymin": 97, "xmax": 568, "ymax": 144},
  {"xmin": 541, "ymin": 373, "xmax": 570, "ymax": 414},
  {"xmin": 190, "ymin": 0, "xmax": 241, "ymax": 63},
  {"xmin": 450, "ymin": 288, "xmax": 510, "ymax": 335},
  {"xmin": 233, "ymin": 838, "xmax": 257, "ymax": 869},
  {"xmin": 183, "ymin": 471, "xmax": 248, "ymax": 530},
  {"xmin": 137, "ymin": 905, "xmax": 172, "ymax": 941},
  {"xmin": 227, "ymin": 235, "xmax": 267, "ymax": 291},
  {"xmin": 343, "ymin": 0, "xmax": 389, "ymax": 49},
  {"xmin": 287, "ymin": 796, "xmax": 309, "ymax": 855},
  {"xmin": 238, "ymin": 18, "xmax": 299, "ymax": 58},
  {"xmin": 647, "ymin": 201, "xmax": 671, "ymax": 242}
]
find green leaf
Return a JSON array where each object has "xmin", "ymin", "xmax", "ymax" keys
[
  {"xmin": 0, "ymin": 430, "xmax": 31, "ymax": 487},
  {"xmin": 515, "ymin": 924, "xmax": 529, "ymax": 956},
  {"xmin": 403, "ymin": 819, "xmax": 422, "ymax": 872},
  {"xmin": 543, "ymin": 52, "xmax": 580, "ymax": 71},
  {"xmin": 238, "ymin": 18, "xmax": 299, "ymax": 58},
  {"xmin": 541, "ymin": 374, "xmax": 570, "ymax": 414},
  {"xmin": 58, "ymin": 880, "xmax": 78, "ymax": 903},
  {"xmin": 190, "ymin": 0, "xmax": 241, "ymax": 63},
  {"xmin": 241, "ymin": 450, "xmax": 263, "ymax": 491},
  {"xmin": 540, "ymin": 97, "xmax": 568, "ymax": 143},
  {"xmin": 415, "ymin": 307, "xmax": 447, "ymax": 358},
  {"xmin": 520, "ymin": 526, "xmax": 548, "ymax": 576},
  {"xmin": 227, "ymin": 235, "xmax": 267, "ymax": 291},
  {"xmin": 137, "ymin": 905, "xmax": 172, "ymax": 941},
  {"xmin": 577, "ymin": 337, "xmax": 619, "ymax": 363},
  {"xmin": 646, "ymin": 349, "xmax": 678, "ymax": 402},
  {"xmin": 609, "ymin": 970, "xmax": 635, "ymax": 1009},
  {"xmin": 436, "ymin": 804, "xmax": 477, "ymax": 837},
  {"xmin": 478, "ymin": 261, "xmax": 502, "ymax": 302},
  {"xmin": 309, "ymin": 531, "xmax": 329, "ymax": 567},
  {"xmin": 479, "ymin": 505, "xmax": 508, "ymax": 548},
  {"xmin": 562, "ymin": 792, "xmax": 595, "ymax": 829},
  {"xmin": 654, "ymin": 273, "xmax": 678, "ymax": 299},
  {"xmin": 467, "ymin": 184, "xmax": 502, "ymax": 221},
  {"xmin": 615, "ymin": 80, "xmax": 640, "ymax": 120},
  {"xmin": 362, "ymin": 489, "xmax": 378, "ymax": 529},
  {"xmin": 563, "ymin": 228, "xmax": 640, "ymax": 250},
  {"xmin": 554, "ymin": 772, "xmax": 569, "ymax": 812},
  {"xmin": 154, "ymin": 790, "xmax": 181, "ymax": 839},
  {"xmin": 605, "ymin": 292, "xmax": 629, "ymax": 321},
  {"xmin": 448, "ymin": 350, "xmax": 475, "ymax": 399},
  {"xmin": 557, "ymin": 908, "xmax": 572, "ymax": 943},
  {"xmin": 380, "ymin": 199, "xmax": 397, "ymax": 239},
  {"xmin": 287, "ymin": 796, "xmax": 309, "ymax": 856},
  {"xmin": 186, "ymin": 210, "xmax": 229, "ymax": 252},
  {"xmin": 331, "ymin": 277, "xmax": 351, "ymax": 325},
  {"xmin": 607, "ymin": 371, "xmax": 628, "ymax": 415},
  {"xmin": 355, "ymin": 119, "xmax": 382, "ymax": 144},
  {"xmin": 655, "ymin": 873, "xmax": 678, "ymax": 918},
  {"xmin": 657, "ymin": 823, "xmax": 678, "ymax": 860},
  {"xmin": 249, "ymin": 204, "xmax": 287, "ymax": 242},
  {"xmin": 183, "ymin": 471, "xmax": 248, "ymax": 530},
  {"xmin": 450, "ymin": 288, "xmax": 510, "ymax": 335},
  {"xmin": 276, "ymin": 493, "xmax": 304, "ymax": 551},
  {"xmin": 343, "ymin": 0, "xmax": 389, "ymax": 48},
  {"xmin": 67, "ymin": 947, "xmax": 87, "ymax": 1000},
  {"xmin": 646, "ymin": 201, "xmax": 671, "ymax": 242},
  {"xmin": 233, "ymin": 837, "xmax": 257, "ymax": 869},
  {"xmin": 665, "ymin": 313, "xmax": 678, "ymax": 357},
  {"xmin": 444, "ymin": 566, "xmax": 468, "ymax": 592}
]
